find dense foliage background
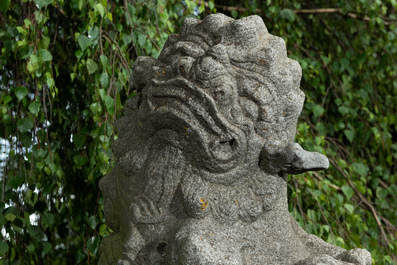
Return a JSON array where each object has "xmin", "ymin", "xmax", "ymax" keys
[{"xmin": 0, "ymin": 0, "xmax": 396, "ymax": 264}]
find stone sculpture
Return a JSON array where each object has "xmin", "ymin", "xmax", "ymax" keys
[{"xmin": 98, "ymin": 13, "xmax": 372, "ymax": 265}]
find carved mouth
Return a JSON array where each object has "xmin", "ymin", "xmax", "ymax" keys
[
  {"xmin": 220, "ymin": 137, "xmax": 235, "ymax": 148},
  {"xmin": 140, "ymin": 77, "xmax": 246, "ymax": 180}
]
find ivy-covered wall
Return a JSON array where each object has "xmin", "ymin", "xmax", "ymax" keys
[{"xmin": 0, "ymin": 0, "xmax": 396, "ymax": 264}]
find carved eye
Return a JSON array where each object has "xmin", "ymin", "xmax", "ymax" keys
[
  {"xmin": 179, "ymin": 65, "xmax": 185, "ymax": 74},
  {"xmin": 176, "ymin": 57, "xmax": 194, "ymax": 77},
  {"xmin": 213, "ymin": 90, "xmax": 225, "ymax": 101}
]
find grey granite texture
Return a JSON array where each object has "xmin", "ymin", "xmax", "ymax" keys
[{"xmin": 98, "ymin": 13, "xmax": 372, "ymax": 265}]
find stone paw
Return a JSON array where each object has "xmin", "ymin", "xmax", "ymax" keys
[
  {"xmin": 296, "ymin": 254, "xmax": 353, "ymax": 265},
  {"xmin": 337, "ymin": 248, "xmax": 372, "ymax": 265},
  {"xmin": 98, "ymin": 233, "xmax": 123, "ymax": 265},
  {"xmin": 117, "ymin": 259, "xmax": 130, "ymax": 265},
  {"xmin": 117, "ymin": 255, "xmax": 138, "ymax": 265}
]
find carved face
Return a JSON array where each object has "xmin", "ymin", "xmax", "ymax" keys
[{"xmin": 132, "ymin": 14, "xmax": 305, "ymax": 184}]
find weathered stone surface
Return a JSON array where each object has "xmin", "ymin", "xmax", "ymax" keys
[{"xmin": 98, "ymin": 13, "xmax": 372, "ymax": 265}]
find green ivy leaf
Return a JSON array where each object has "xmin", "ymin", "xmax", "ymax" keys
[
  {"xmin": 73, "ymin": 154, "xmax": 89, "ymax": 167},
  {"xmin": 27, "ymin": 225, "xmax": 44, "ymax": 240},
  {"xmin": 3, "ymin": 95, "xmax": 12, "ymax": 104},
  {"xmin": 357, "ymin": 89, "xmax": 368, "ymax": 100},
  {"xmin": 5, "ymin": 213, "xmax": 16, "ymax": 222},
  {"xmin": 100, "ymin": 72, "xmax": 109, "ymax": 89},
  {"xmin": 13, "ymin": 217, "xmax": 25, "ymax": 228},
  {"xmin": 160, "ymin": 12, "xmax": 169, "ymax": 24},
  {"xmin": 0, "ymin": 241, "xmax": 9, "ymax": 256},
  {"xmin": 73, "ymin": 134, "xmax": 86, "ymax": 149},
  {"xmin": 279, "ymin": 8, "xmax": 295, "ymax": 22},
  {"xmin": 0, "ymin": 0, "xmax": 10, "ymax": 14},
  {"xmin": 231, "ymin": 10, "xmax": 238, "ymax": 18},
  {"xmin": 38, "ymin": 49, "xmax": 53, "ymax": 61},
  {"xmin": 316, "ymin": 122, "xmax": 326, "ymax": 136},
  {"xmin": 99, "ymin": 223, "xmax": 108, "ymax": 237},
  {"xmin": 27, "ymin": 54, "xmax": 43, "ymax": 73},
  {"xmin": 99, "ymin": 88, "xmax": 106, "ymax": 101},
  {"xmin": 46, "ymin": 77, "xmax": 55, "ymax": 88},
  {"xmin": 338, "ymin": 106, "xmax": 350, "ymax": 115},
  {"xmin": 86, "ymin": 59, "xmax": 98, "ymax": 74},
  {"xmin": 104, "ymin": 95, "xmax": 115, "ymax": 115},
  {"xmin": 21, "ymin": 132, "xmax": 32, "ymax": 147},
  {"xmin": 17, "ymin": 118, "xmax": 34, "ymax": 133},
  {"xmin": 320, "ymin": 55, "xmax": 330, "ymax": 65},
  {"xmin": 344, "ymin": 129, "xmax": 355, "ymax": 143},
  {"xmin": 35, "ymin": 10, "xmax": 46, "ymax": 26},
  {"xmin": 75, "ymin": 50, "xmax": 83, "ymax": 59},
  {"xmin": 27, "ymin": 243, "xmax": 35, "ymax": 253},
  {"xmin": 2, "ymin": 114, "xmax": 12, "ymax": 124},
  {"xmin": 122, "ymin": 34, "xmax": 132, "ymax": 46},
  {"xmin": 341, "ymin": 185, "xmax": 354, "ymax": 200},
  {"xmin": 344, "ymin": 203, "xmax": 355, "ymax": 214},
  {"xmin": 340, "ymin": 57, "xmax": 350, "ymax": 72},
  {"xmin": 29, "ymin": 101, "xmax": 41, "ymax": 115},
  {"xmin": 34, "ymin": 0, "xmax": 54, "ymax": 10},
  {"xmin": 198, "ymin": 1, "xmax": 205, "ymax": 13},
  {"xmin": 77, "ymin": 35, "xmax": 92, "ymax": 51},
  {"xmin": 100, "ymin": 54, "xmax": 109, "ymax": 69},
  {"xmin": 75, "ymin": 250, "xmax": 86, "ymax": 263},
  {"xmin": 49, "ymin": 162, "xmax": 57, "ymax": 174},
  {"xmin": 8, "ymin": 174, "xmax": 25, "ymax": 189},
  {"xmin": 70, "ymin": 73, "xmax": 76, "ymax": 82},
  {"xmin": 42, "ymin": 213, "xmax": 55, "ymax": 228},
  {"xmin": 86, "ymin": 237, "xmax": 100, "ymax": 256},
  {"xmin": 208, "ymin": 0, "xmax": 215, "ymax": 11},
  {"xmin": 352, "ymin": 162, "xmax": 366, "ymax": 176},
  {"xmin": 14, "ymin": 86, "xmax": 28, "ymax": 101},
  {"xmin": 42, "ymin": 242, "xmax": 52, "ymax": 257},
  {"xmin": 138, "ymin": 33, "xmax": 147, "ymax": 47},
  {"xmin": 38, "ymin": 36, "xmax": 50, "ymax": 49},
  {"xmin": 87, "ymin": 216, "xmax": 97, "ymax": 230},
  {"xmin": 312, "ymin": 104, "xmax": 324, "ymax": 119},
  {"xmin": 118, "ymin": 71, "xmax": 127, "ymax": 86},
  {"xmin": 96, "ymin": 3, "xmax": 105, "ymax": 17}
]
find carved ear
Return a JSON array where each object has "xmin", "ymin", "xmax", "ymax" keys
[
  {"xmin": 282, "ymin": 142, "xmax": 329, "ymax": 175},
  {"xmin": 131, "ymin": 56, "xmax": 162, "ymax": 92}
]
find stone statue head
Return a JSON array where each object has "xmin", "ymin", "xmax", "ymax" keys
[{"xmin": 131, "ymin": 13, "xmax": 328, "ymax": 179}]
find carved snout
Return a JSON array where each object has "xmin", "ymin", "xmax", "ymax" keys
[
  {"xmin": 281, "ymin": 142, "xmax": 329, "ymax": 175},
  {"xmin": 260, "ymin": 142, "xmax": 329, "ymax": 176}
]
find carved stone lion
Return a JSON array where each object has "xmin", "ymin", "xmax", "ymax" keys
[{"xmin": 98, "ymin": 13, "xmax": 372, "ymax": 265}]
